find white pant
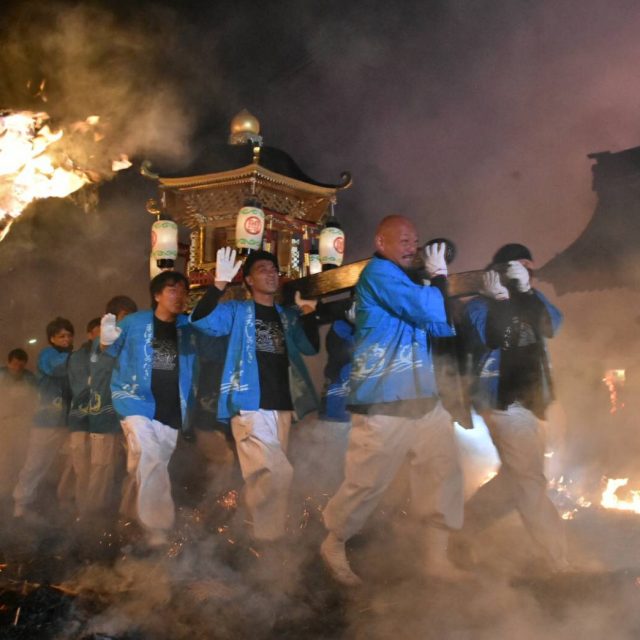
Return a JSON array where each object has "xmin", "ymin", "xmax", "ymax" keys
[
  {"xmin": 0, "ymin": 413, "xmax": 31, "ymax": 500},
  {"xmin": 120, "ymin": 416, "xmax": 178, "ymax": 535},
  {"xmin": 86, "ymin": 433, "xmax": 122, "ymax": 514},
  {"xmin": 13, "ymin": 426, "xmax": 68, "ymax": 510},
  {"xmin": 323, "ymin": 402, "xmax": 464, "ymax": 541},
  {"xmin": 463, "ymin": 404, "xmax": 567, "ymax": 567},
  {"xmin": 231, "ymin": 409, "xmax": 293, "ymax": 541},
  {"xmin": 57, "ymin": 432, "xmax": 123, "ymax": 515},
  {"xmin": 57, "ymin": 431, "xmax": 91, "ymax": 510}
]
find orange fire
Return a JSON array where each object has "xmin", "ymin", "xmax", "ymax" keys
[
  {"xmin": 0, "ymin": 110, "xmax": 131, "ymax": 240},
  {"xmin": 602, "ymin": 369, "xmax": 625, "ymax": 415},
  {"xmin": 601, "ymin": 478, "xmax": 640, "ymax": 514}
]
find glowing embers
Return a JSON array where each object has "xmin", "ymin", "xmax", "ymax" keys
[
  {"xmin": 0, "ymin": 110, "xmax": 131, "ymax": 240},
  {"xmin": 549, "ymin": 474, "xmax": 640, "ymax": 518},
  {"xmin": 601, "ymin": 478, "xmax": 640, "ymax": 514},
  {"xmin": 549, "ymin": 474, "xmax": 592, "ymax": 520},
  {"xmin": 602, "ymin": 369, "xmax": 626, "ymax": 414},
  {"xmin": 216, "ymin": 489, "xmax": 239, "ymax": 511}
]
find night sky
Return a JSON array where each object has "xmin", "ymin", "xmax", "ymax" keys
[{"xmin": 2, "ymin": 0, "xmax": 640, "ymax": 358}]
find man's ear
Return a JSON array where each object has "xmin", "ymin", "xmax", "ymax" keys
[{"xmin": 374, "ymin": 233, "xmax": 384, "ymax": 253}]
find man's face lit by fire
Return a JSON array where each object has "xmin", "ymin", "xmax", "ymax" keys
[
  {"xmin": 246, "ymin": 259, "xmax": 279, "ymax": 297},
  {"xmin": 154, "ymin": 281, "xmax": 188, "ymax": 318},
  {"xmin": 375, "ymin": 219, "xmax": 419, "ymax": 270},
  {"xmin": 50, "ymin": 329, "xmax": 73, "ymax": 350}
]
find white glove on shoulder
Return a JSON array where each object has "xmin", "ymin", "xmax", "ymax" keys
[
  {"xmin": 345, "ymin": 301, "xmax": 356, "ymax": 324},
  {"xmin": 481, "ymin": 271, "xmax": 509, "ymax": 301},
  {"xmin": 423, "ymin": 242, "xmax": 448, "ymax": 278},
  {"xmin": 215, "ymin": 247, "xmax": 242, "ymax": 283},
  {"xmin": 100, "ymin": 313, "xmax": 121, "ymax": 346},
  {"xmin": 505, "ymin": 260, "xmax": 531, "ymax": 292}
]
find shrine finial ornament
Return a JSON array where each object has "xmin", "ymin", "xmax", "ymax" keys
[{"xmin": 229, "ymin": 109, "xmax": 263, "ymax": 146}]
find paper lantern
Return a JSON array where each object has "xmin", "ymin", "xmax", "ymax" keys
[
  {"xmin": 309, "ymin": 252, "xmax": 322, "ymax": 274},
  {"xmin": 235, "ymin": 198, "xmax": 265, "ymax": 251},
  {"xmin": 319, "ymin": 222, "xmax": 344, "ymax": 269},
  {"xmin": 151, "ymin": 219, "xmax": 178, "ymax": 264}
]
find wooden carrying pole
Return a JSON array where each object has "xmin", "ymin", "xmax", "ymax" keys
[{"xmin": 283, "ymin": 259, "xmax": 485, "ymax": 300}]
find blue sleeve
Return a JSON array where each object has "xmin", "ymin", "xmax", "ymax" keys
[
  {"xmin": 465, "ymin": 297, "xmax": 490, "ymax": 344},
  {"xmin": 190, "ymin": 301, "xmax": 237, "ymax": 337},
  {"xmin": 38, "ymin": 348, "xmax": 69, "ymax": 377},
  {"xmin": 361, "ymin": 261, "xmax": 454, "ymax": 335},
  {"xmin": 103, "ymin": 314, "xmax": 131, "ymax": 358}
]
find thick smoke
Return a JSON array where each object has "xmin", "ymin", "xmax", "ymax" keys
[
  {"xmin": 2, "ymin": 1, "xmax": 640, "ymax": 638},
  {"xmin": 0, "ymin": 0, "xmax": 199, "ymax": 355},
  {"xmin": 0, "ymin": 2, "xmax": 193, "ymax": 162},
  {"xmin": 252, "ymin": 0, "xmax": 640, "ymax": 266}
]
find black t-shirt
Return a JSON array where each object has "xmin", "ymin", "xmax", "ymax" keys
[
  {"xmin": 151, "ymin": 316, "xmax": 182, "ymax": 429},
  {"xmin": 486, "ymin": 292, "xmax": 553, "ymax": 418},
  {"xmin": 254, "ymin": 303, "xmax": 293, "ymax": 410}
]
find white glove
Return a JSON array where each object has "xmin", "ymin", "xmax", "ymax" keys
[
  {"xmin": 215, "ymin": 247, "xmax": 242, "ymax": 283},
  {"xmin": 295, "ymin": 290, "xmax": 317, "ymax": 314},
  {"xmin": 345, "ymin": 301, "xmax": 356, "ymax": 324},
  {"xmin": 100, "ymin": 313, "xmax": 121, "ymax": 345},
  {"xmin": 482, "ymin": 271, "xmax": 509, "ymax": 300},
  {"xmin": 423, "ymin": 242, "xmax": 448, "ymax": 278},
  {"xmin": 505, "ymin": 260, "xmax": 531, "ymax": 292}
]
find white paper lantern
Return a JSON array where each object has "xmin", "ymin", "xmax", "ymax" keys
[
  {"xmin": 309, "ymin": 252, "xmax": 322, "ymax": 274},
  {"xmin": 151, "ymin": 219, "xmax": 178, "ymax": 262},
  {"xmin": 319, "ymin": 225, "xmax": 345, "ymax": 268},
  {"xmin": 235, "ymin": 199, "xmax": 265, "ymax": 251}
]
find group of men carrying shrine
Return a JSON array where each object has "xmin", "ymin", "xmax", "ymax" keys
[{"xmin": 9, "ymin": 213, "xmax": 568, "ymax": 586}]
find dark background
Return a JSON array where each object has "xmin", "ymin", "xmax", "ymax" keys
[{"xmin": 2, "ymin": 0, "xmax": 640, "ymax": 358}]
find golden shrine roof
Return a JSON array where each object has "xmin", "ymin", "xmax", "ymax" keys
[{"xmin": 154, "ymin": 142, "xmax": 351, "ymax": 227}]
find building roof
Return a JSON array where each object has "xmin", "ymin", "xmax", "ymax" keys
[{"xmin": 537, "ymin": 145, "xmax": 640, "ymax": 294}]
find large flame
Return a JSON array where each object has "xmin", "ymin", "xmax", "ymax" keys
[
  {"xmin": 601, "ymin": 478, "xmax": 640, "ymax": 514},
  {"xmin": 0, "ymin": 110, "xmax": 131, "ymax": 241}
]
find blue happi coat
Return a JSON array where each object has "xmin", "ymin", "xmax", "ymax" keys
[
  {"xmin": 67, "ymin": 340, "xmax": 93, "ymax": 432},
  {"xmin": 34, "ymin": 346, "xmax": 71, "ymax": 428},
  {"xmin": 106, "ymin": 310, "xmax": 197, "ymax": 428},
  {"xmin": 348, "ymin": 255, "xmax": 455, "ymax": 406},
  {"xmin": 319, "ymin": 319, "xmax": 355, "ymax": 423},
  {"xmin": 190, "ymin": 301, "xmax": 318, "ymax": 421},
  {"xmin": 88, "ymin": 339, "xmax": 122, "ymax": 434},
  {"xmin": 464, "ymin": 289, "xmax": 562, "ymax": 412}
]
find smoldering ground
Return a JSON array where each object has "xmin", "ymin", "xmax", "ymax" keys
[{"xmin": 2, "ymin": 404, "xmax": 640, "ymax": 640}]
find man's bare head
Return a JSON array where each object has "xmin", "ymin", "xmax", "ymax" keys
[{"xmin": 374, "ymin": 215, "xmax": 419, "ymax": 269}]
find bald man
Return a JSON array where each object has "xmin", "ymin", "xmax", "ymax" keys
[{"xmin": 321, "ymin": 215, "xmax": 466, "ymax": 586}]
